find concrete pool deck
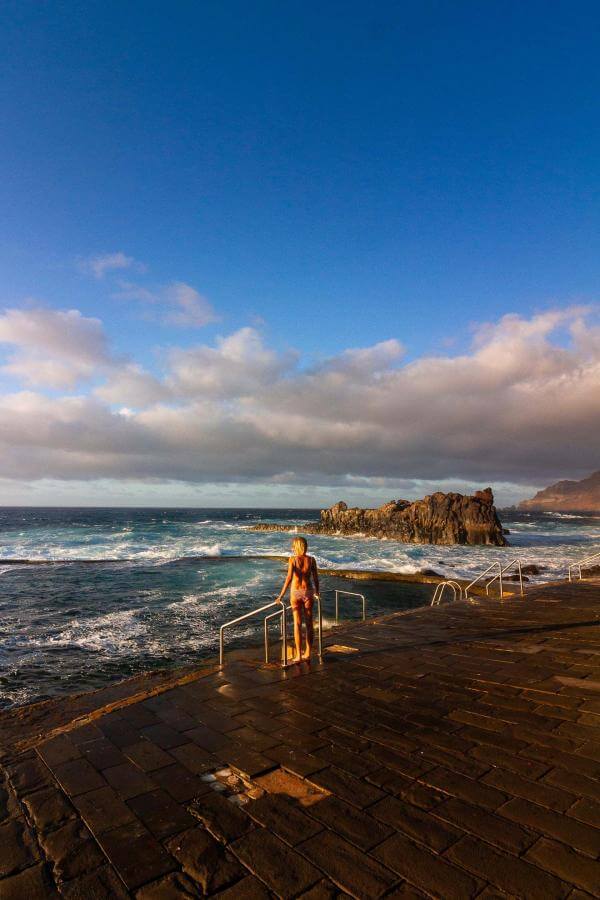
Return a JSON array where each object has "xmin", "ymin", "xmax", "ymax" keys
[{"xmin": 1, "ymin": 579, "xmax": 599, "ymax": 898}]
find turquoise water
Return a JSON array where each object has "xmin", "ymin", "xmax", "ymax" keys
[{"xmin": 1, "ymin": 506, "xmax": 598, "ymax": 709}]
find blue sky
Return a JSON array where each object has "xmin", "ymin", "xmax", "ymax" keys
[{"xmin": 0, "ymin": 1, "xmax": 599, "ymax": 506}]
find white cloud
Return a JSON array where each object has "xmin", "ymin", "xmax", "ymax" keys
[
  {"xmin": 113, "ymin": 280, "xmax": 218, "ymax": 328},
  {"xmin": 80, "ymin": 252, "xmax": 144, "ymax": 279},
  {"xmin": 316, "ymin": 339, "xmax": 404, "ymax": 376},
  {"xmin": 164, "ymin": 282, "xmax": 218, "ymax": 327},
  {"xmin": 0, "ymin": 307, "xmax": 114, "ymax": 388},
  {"xmin": 0, "ymin": 305, "xmax": 599, "ymax": 492},
  {"xmin": 168, "ymin": 327, "xmax": 296, "ymax": 398},
  {"xmin": 95, "ymin": 363, "xmax": 170, "ymax": 407}
]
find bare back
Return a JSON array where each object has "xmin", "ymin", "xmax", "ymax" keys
[{"xmin": 290, "ymin": 553, "xmax": 317, "ymax": 593}]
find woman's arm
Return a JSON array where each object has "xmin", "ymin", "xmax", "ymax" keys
[
  {"xmin": 276, "ymin": 558, "xmax": 294, "ymax": 603},
  {"xmin": 312, "ymin": 556, "xmax": 320, "ymax": 596}
]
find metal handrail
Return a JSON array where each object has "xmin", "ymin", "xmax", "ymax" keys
[
  {"xmin": 264, "ymin": 605, "xmax": 288, "ymax": 664},
  {"xmin": 431, "ymin": 581, "xmax": 463, "ymax": 606},
  {"xmin": 219, "ymin": 601, "xmax": 287, "ymax": 666},
  {"xmin": 463, "ymin": 562, "xmax": 502, "ymax": 599},
  {"xmin": 334, "ymin": 589, "xmax": 366, "ymax": 624},
  {"xmin": 568, "ymin": 550, "xmax": 600, "ymax": 582},
  {"xmin": 264, "ymin": 596, "xmax": 323, "ymax": 664},
  {"xmin": 485, "ymin": 558, "xmax": 524, "ymax": 598}
]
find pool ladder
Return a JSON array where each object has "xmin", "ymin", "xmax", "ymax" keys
[
  {"xmin": 219, "ymin": 588, "xmax": 367, "ymax": 666},
  {"xmin": 431, "ymin": 558, "xmax": 525, "ymax": 605},
  {"xmin": 568, "ymin": 549, "xmax": 600, "ymax": 582},
  {"xmin": 219, "ymin": 597, "xmax": 323, "ymax": 667}
]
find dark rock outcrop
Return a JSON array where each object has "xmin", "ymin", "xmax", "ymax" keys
[
  {"xmin": 519, "ymin": 470, "xmax": 600, "ymax": 512},
  {"xmin": 252, "ymin": 488, "xmax": 507, "ymax": 546}
]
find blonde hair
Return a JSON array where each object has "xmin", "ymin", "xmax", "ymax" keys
[{"xmin": 292, "ymin": 536, "xmax": 308, "ymax": 556}]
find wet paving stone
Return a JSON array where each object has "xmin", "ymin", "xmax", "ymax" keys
[
  {"xmin": 72, "ymin": 785, "xmax": 137, "ymax": 833},
  {"xmin": 165, "ymin": 825, "xmax": 245, "ymax": 894},
  {"xmin": 37, "ymin": 736, "xmax": 82, "ymax": 769},
  {"xmin": 211, "ymin": 873, "xmax": 272, "ymax": 898},
  {"xmin": 232, "ymin": 826, "xmax": 322, "ymax": 898},
  {"xmin": 373, "ymin": 832, "xmax": 484, "ymax": 899},
  {"xmin": 96, "ymin": 820, "xmax": 177, "ymax": 892},
  {"xmin": 23, "ymin": 787, "xmax": 77, "ymax": 834},
  {"xmin": 135, "ymin": 870, "xmax": 200, "ymax": 899},
  {"xmin": 39, "ymin": 818, "xmax": 105, "ymax": 882},
  {"xmin": 138, "ymin": 724, "xmax": 190, "ymax": 751},
  {"xmin": 189, "ymin": 791, "xmax": 254, "ymax": 844},
  {"xmin": 150, "ymin": 763, "xmax": 210, "ymax": 803},
  {"xmin": 500, "ymin": 796, "xmax": 600, "ymax": 856},
  {"xmin": 50, "ymin": 758, "xmax": 106, "ymax": 798},
  {"xmin": 525, "ymin": 836, "xmax": 600, "ymax": 896},
  {"xmin": 245, "ymin": 793, "xmax": 324, "ymax": 847},
  {"xmin": 369, "ymin": 795, "xmax": 461, "ymax": 852},
  {"xmin": 0, "ymin": 862, "xmax": 58, "ymax": 899},
  {"xmin": 127, "ymin": 788, "xmax": 195, "ymax": 839},
  {"xmin": 103, "ymin": 762, "xmax": 156, "ymax": 801},
  {"xmin": 434, "ymin": 797, "xmax": 537, "ymax": 854},
  {"xmin": 97, "ymin": 718, "xmax": 143, "ymax": 749},
  {"xmin": 263, "ymin": 744, "xmax": 326, "ymax": 778},
  {"xmin": 79, "ymin": 738, "xmax": 127, "ymax": 771},
  {"xmin": 169, "ymin": 742, "xmax": 218, "ymax": 775},
  {"xmin": 0, "ymin": 817, "xmax": 39, "ymax": 877},
  {"xmin": 59, "ymin": 863, "xmax": 130, "ymax": 899},
  {"xmin": 7, "ymin": 757, "xmax": 54, "ymax": 796},
  {"xmin": 121, "ymin": 740, "xmax": 175, "ymax": 773},
  {"xmin": 225, "ymin": 744, "xmax": 278, "ymax": 779},
  {"xmin": 304, "ymin": 794, "xmax": 392, "ymax": 852},
  {"xmin": 299, "ymin": 829, "xmax": 398, "ymax": 899},
  {"xmin": 307, "ymin": 765, "xmax": 385, "ymax": 809}
]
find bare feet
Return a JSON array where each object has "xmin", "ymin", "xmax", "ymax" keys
[
  {"xmin": 292, "ymin": 654, "xmax": 302, "ymax": 664},
  {"xmin": 301, "ymin": 650, "xmax": 311, "ymax": 661}
]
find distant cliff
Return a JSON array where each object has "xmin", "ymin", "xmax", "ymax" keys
[
  {"xmin": 519, "ymin": 470, "xmax": 600, "ymax": 512},
  {"xmin": 252, "ymin": 488, "xmax": 507, "ymax": 546}
]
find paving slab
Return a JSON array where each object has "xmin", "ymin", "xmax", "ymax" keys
[{"xmin": 231, "ymin": 826, "xmax": 322, "ymax": 898}]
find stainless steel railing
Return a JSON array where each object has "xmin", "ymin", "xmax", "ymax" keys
[
  {"xmin": 431, "ymin": 580, "xmax": 463, "ymax": 606},
  {"xmin": 568, "ymin": 549, "xmax": 600, "ymax": 582},
  {"xmin": 334, "ymin": 589, "xmax": 366, "ymax": 624},
  {"xmin": 485, "ymin": 558, "xmax": 524, "ymax": 598},
  {"xmin": 463, "ymin": 558, "xmax": 525, "ymax": 600},
  {"xmin": 219, "ymin": 601, "xmax": 288, "ymax": 666},
  {"xmin": 463, "ymin": 562, "xmax": 502, "ymax": 599},
  {"xmin": 264, "ymin": 596, "xmax": 323, "ymax": 664}
]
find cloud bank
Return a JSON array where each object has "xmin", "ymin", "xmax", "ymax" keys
[{"xmin": 0, "ymin": 305, "xmax": 598, "ymax": 499}]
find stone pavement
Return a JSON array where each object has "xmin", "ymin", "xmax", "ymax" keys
[{"xmin": 1, "ymin": 580, "xmax": 600, "ymax": 899}]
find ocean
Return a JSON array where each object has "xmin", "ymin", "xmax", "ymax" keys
[{"xmin": 1, "ymin": 506, "xmax": 598, "ymax": 710}]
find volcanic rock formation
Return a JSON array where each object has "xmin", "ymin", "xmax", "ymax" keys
[
  {"xmin": 519, "ymin": 470, "xmax": 600, "ymax": 512},
  {"xmin": 252, "ymin": 488, "xmax": 507, "ymax": 546}
]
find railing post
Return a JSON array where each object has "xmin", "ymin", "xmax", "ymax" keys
[
  {"xmin": 335, "ymin": 590, "xmax": 339, "ymax": 624},
  {"xmin": 499, "ymin": 564, "xmax": 503, "ymax": 599},
  {"xmin": 264, "ymin": 617, "xmax": 270, "ymax": 664},
  {"xmin": 281, "ymin": 604, "xmax": 288, "ymax": 667},
  {"xmin": 317, "ymin": 595, "xmax": 323, "ymax": 660},
  {"xmin": 517, "ymin": 560, "xmax": 524, "ymax": 596}
]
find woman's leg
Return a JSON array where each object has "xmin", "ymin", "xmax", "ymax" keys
[
  {"xmin": 292, "ymin": 606, "xmax": 303, "ymax": 662},
  {"xmin": 302, "ymin": 600, "xmax": 314, "ymax": 659}
]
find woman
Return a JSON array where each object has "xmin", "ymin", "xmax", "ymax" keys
[{"xmin": 276, "ymin": 536, "xmax": 319, "ymax": 663}]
